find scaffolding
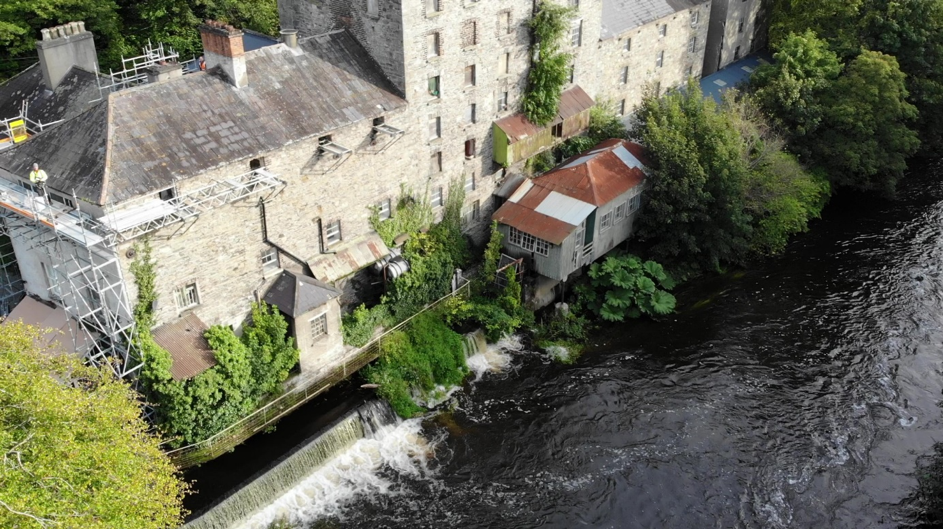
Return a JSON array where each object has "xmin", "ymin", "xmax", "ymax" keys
[
  {"xmin": 100, "ymin": 168, "xmax": 284, "ymax": 242},
  {"xmin": 0, "ymin": 178, "xmax": 138, "ymax": 378},
  {"xmin": 0, "ymin": 102, "xmax": 63, "ymax": 150},
  {"xmin": 96, "ymin": 41, "xmax": 181, "ymax": 96}
]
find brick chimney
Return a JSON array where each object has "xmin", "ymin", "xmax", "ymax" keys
[
  {"xmin": 199, "ymin": 20, "xmax": 247, "ymax": 88},
  {"xmin": 36, "ymin": 21, "xmax": 99, "ymax": 90}
]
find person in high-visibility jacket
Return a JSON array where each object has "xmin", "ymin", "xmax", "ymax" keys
[{"xmin": 29, "ymin": 163, "xmax": 47, "ymax": 187}]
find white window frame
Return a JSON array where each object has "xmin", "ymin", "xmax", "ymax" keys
[
  {"xmin": 310, "ymin": 312, "xmax": 328, "ymax": 341},
  {"xmin": 465, "ymin": 173, "xmax": 476, "ymax": 192},
  {"xmin": 426, "ymin": 0, "xmax": 441, "ymax": 14},
  {"xmin": 628, "ymin": 191, "xmax": 642, "ymax": 212},
  {"xmin": 615, "ymin": 202, "xmax": 627, "ymax": 222},
  {"xmin": 432, "ymin": 186, "xmax": 444, "ymax": 208},
  {"xmin": 325, "ymin": 220, "xmax": 342, "ymax": 246},
  {"xmin": 600, "ymin": 211, "xmax": 613, "ymax": 232},
  {"xmin": 367, "ymin": 0, "xmax": 379, "ymax": 16},
  {"xmin": 691, "ymin": 10, "xmax": 699, "ymax": 26},
  {"xmin": 508, "ymin": 226, "xmax": 550, "ymax": 256},
  {"xmin": 174, "ymin": 282, "xmax": 200, "ymax": 311},
  {"xmin": 378, "ymin": 198, "xmax": 392, "ymax": 220},
  {"xmin": 620, "ymin": 66, "xmax": 628, "ymax": 84},
  {"xmin": 571, "ymin": 19, "xmax": 582, "ymax": 47},
  {"xmin": 429, "ymin": 115, "xmax": 441, "ymax": 140},
  {"xmin": 261, "ymin": 248, "xmax": 279, "ymax": 270},
  {"xmin": 689, "ymin": 36, "xmax": 697, "ymax": 53}
]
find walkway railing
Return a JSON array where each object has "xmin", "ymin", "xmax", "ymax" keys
[{"xmin": 165, "ymin": 280, "xmax": 471, "ymax": 468}]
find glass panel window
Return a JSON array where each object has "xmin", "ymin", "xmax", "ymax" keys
[
  {"xmin": 325, "ymin": 220, "xmax": 342, "ymax": 246},
  {"xmin": 426, "ymin": 0, "xmax": 441, "ymax": 14},
  {"xmin": 310, "ymin": 313, "xmax": 328, "ymax": 341},
  {"xmin": 508, "ymin": 227, "xmax": 550, "ymax": 256},
  {"xmin": 689, "ymin": 36, "xmax": 697, "ymax": 53},
  {"xmin": 466, "ymin": 102, "xmax": 477, "ymax": 123},
  {"xmin": 656, "ymin": 50, "xmax": 664, "ymax": 68},
  {"xmin": 571, "ymin": 20, "xmax": 582, "ymax": 47},
  {"xmin": 430, "ymin": 151, "xmax": 442, "ymax": 173},
  {"xmin": 624, "ymin": 38, "xmax": 631, "ymax": 52},
  {"xmin": 428, "ymin": 75, "xmax": 440, "ymax": 97},
  {"xmin": 465, "ymin": 173, "xmax": 476, "ymax": 192},
  {"xmin": 499, "ymin": 52, "xmax": 509, "ymax": 75},
  {"xmin": 500, "ymin": 12, "xmax": 511, "ymax": 34},
  {"xmin": 615, "ymin": 202, "xmax": 627, "ymax": 221},
  {"xmin": 465, "ymin": 138, "xmax": 476, "ymax": 158},
  {"xmin": 378, "ymin": 198, "xmax": 392, "ymax": 220},
  {"xmin": 496, "ymin": 91, "xmax": 509, "ymax": 111},
  {"xmin": 174, "ymin": 283, "xmax": 200, "ymax": 310},
  {"xmin": 658, "ymin": 24, "xmax": 667, "ymax": 37},
  {"xmin": 432, "ymin": 186, "xmax": 444, "ymax": 208},
  {"xmin": 629, "ymin": 192, "xmax": 642, "ymax": 212},
  {"xmin": 691, "ymin": 10, "xmax": 699, "ymax": 26},
  {"xmin": 600, "ymin": 211, "xmax": 613, "ymax": 232},
  {"xmin": 429, "ymin": 115, "xmax": 441, "ymax": 139},
  {"xmin": 367, "ymin": 0, "xmax": 379, "ymax": 16},
  {"xmin": 620, "ymin": 66, "xmax": 628, "ymax": 84},
  {"xmin": 261, "ymin": 248, "xmax": 279, "ymax": 270}
]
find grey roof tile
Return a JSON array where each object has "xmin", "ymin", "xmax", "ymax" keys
[{"xmin": 601, "ymin": 0, "xmax": 707, "ymax": 39}]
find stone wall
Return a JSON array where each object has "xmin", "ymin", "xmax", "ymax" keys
[
  {"xmin": 703, "ymin": 0, "xmax": 764, "ymax": 75},
  {"xmin": 589, "ymin": 1, "xmax": 712, "ymax": 118}
]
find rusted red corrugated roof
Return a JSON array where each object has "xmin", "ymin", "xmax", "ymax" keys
[
  {"xmin": 492, "ymin": 139, "xmax": 649, "ymax": 243},
  {"xmin": 152, "ymin": 313, "xmax": 216, "ymax": 381},
  {"xmin": 492, "ymin": 201, "xmax": 575, "ymax": 245},
  {"xmin": 494, "ymin": 86, "xmax": 595, "ymax": 144}
]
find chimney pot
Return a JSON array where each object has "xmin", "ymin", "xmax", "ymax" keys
[
  {"xmin": 280, "ymin": 29, "xmax": 299, "ymax": 49},
  {"xmin": 41, "ymin": 28, "xmax": 51, "ymax": 41},
  {"xmin": 77, "ymin": 21, "xmax": 86, "ymax": 33}
]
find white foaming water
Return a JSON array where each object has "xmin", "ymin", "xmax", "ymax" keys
[
  {"xmin": 544, "ymin": 344, "xmax": 573, "ymax": 363},
  {"xmin": 234, "ymin": 418, "xmax": 435, "ymax": 529},
  {"xmin": 465, "ymin": 333, "xmax": 522, "ymax": 381}
]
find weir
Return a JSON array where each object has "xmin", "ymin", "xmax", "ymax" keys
[{"xmin": 185, "ymin": 400, "xmax": 399, "ymax": 529}]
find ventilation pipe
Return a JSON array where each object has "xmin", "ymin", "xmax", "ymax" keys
[{"xmin": 280, "ymin": 29, "xmax": 299, "ymax": 49}]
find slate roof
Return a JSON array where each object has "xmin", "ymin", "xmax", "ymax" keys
[
  {"xmin": 494, "ymin": 86, "xmax": 595, "ymax": 144},
  {"xmin": 152, "ymin": 313, "xmax": 217, "ymax": 381},
  {"xmin": 263, "ymin": 270, "xmax": 341, "ymax": 318},
  {"xmin": 601, "ymin": 0, "xmax": 707, "ymax": 39},
  {"xmin": 0, "ymin": 30, "xmax": 407, "ymax": 205},
  {"xmin": 492, "ymin": 139, "xmax": 649, "ymax": 244},
  {"xmin": 0, "ymin": 64, "xmax": 102, "ymax": 124}
]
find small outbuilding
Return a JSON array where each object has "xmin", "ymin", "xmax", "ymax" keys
[
  {"xmin": 492, "ymin": 139, "xmax": 649, "ymax": 281},
  {"xmin": 262, "ymin": 270, "xmax": 343, "ymax": 373}
]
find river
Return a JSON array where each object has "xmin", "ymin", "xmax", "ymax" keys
[{"xmin": 189, "ymin": 158, "xmax": 943, "ymax": 528}]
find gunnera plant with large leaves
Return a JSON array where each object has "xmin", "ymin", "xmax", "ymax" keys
[{"xmin": 577, "ymin": 253, "xmax": 677, "ymax": 321}]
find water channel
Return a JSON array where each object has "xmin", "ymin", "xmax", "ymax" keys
[{"xmin": 188, "ymin": 158, "xmax": 943, "ymax": 528}]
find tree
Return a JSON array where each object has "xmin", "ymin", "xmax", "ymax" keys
[
  {"xmin": 630, "ymin": 80, "xmax": 753, "ymax": 272},
  {"xmin": 768, "ymin": 0, "xmax": 864, "ymax": 57},
  {"xmin": 750, "ymin": 30, "xmax": 842, "ymax": 153},
  {"xmin": 0, "ymin": 322, "xmax": 187, "ymax": 528},
  {"xmin": 241, "ymin": 302, "xmax": 299, "ymax": 397},
  {"xmin": 522, "ymin": 1, "xmax": 575, "ymax": 125},
  {"xmin": 812, "ymin": 50, "xmax": 920, "ymax": 193}
]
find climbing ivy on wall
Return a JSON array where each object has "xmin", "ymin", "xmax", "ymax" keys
[
  {"xmin": 522, "ymin": 1, "xmax": 577, "ymax": 126},
  {"xmin": 368, "ymin": 184, "xmax": 434, "ymax": 248}
]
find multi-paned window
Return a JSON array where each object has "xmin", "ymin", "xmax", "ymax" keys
[
  {"xmin": 628, "ymin": 191, "xmax": 642, "ymax": 212},
  {"xmin": 496, "ymin": 91, "xmax": 509, "ymax": 111},
  {"xmin": 431, "ymin": 186, "xmax": 444, "ymax": 208},
  {"xmin": 261, "ymin": 248, "xmax": 279, "ymax": 271},
  {"xmin": 310, "ymin": 312, "xmax": 328, "ymax": 341},
  {"xmin": 615, "ymin": 202, "xmax": 627, "ymax": 222},
  {"xmin": 600, "ymin": 211, "xmax": 613, "ymax": 232},
  {"xmin": 618, "ymin": 99, "xmax": 626, "ymax": 116},
  {"xmin": 571, "ymin": 20, "xmax": 582, "ymax": 47},
  {"xmin": 465, "ymin": 64, "xmax": 476, "ymax": 86},
  {"xmin": 508, "ymin": 226, "xmax": 550, "ymax": 256},
  {"xmin": 691, "ymin": 10, "xmax": 699, "ymax": 26},
  {"xmin": 429, "ymin": 115, "xmax": 441, "ymax": 139},
  {"xmin": 689, "ymin": 36, "xmax": 697, "ymax": 53},
  {"xmin": 174, "ymin": 282, "xmax": 200, "ymax": 311},
  {"xmin": 325, "ymin": 220, "xmax": 342, "ymax": 246},
  {"xmin": 464, "ymin": 138, "xmax": 476, "ymax": 158}
]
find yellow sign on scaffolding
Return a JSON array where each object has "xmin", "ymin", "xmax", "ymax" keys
[{"xmin": 9, "ymin": 120, "xmax": 28, "ymax": 143}]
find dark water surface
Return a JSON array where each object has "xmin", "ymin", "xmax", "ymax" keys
[
  {"xmin": 340, "ymin": 159, "xmax": 943, "ymax": 528},
  {"xmin": 192, "ymin": 159, "xmax": 943, "ymax": 528}
]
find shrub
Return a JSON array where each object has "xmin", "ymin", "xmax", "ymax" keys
[{"xmin": 577, "ymin": 253, "xmax": 677, "ymax": 321}]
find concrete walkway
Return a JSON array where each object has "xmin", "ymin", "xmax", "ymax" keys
[{"xmin": 699, "ymin": 52, "xmax": 773, "ymax": 103}]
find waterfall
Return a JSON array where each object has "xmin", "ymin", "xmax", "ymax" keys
[
  {"xmin": 185, "ymin": 401, "xmax": 413, "ymax": 529},
  {"xmin": 464, "ymin": 330, "xmax": 521, "ymax": 381}
]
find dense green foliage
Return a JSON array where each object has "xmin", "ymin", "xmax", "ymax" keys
[
  {"xmin": 576, "ymin": 254, "xmax": 677, "ymax": 321},
  {"xmin": 341, "ymin": 303, "xmax": 393, "ymax": 347},
  {"xmin": 362, "ymin": 313, "xmax": 467, "ymax": 418},
  {"xmin": 0, "ymin": 0, "xmax": 278, "ymax": 80},
  {"xmin": 0, "ymin": 322, "xmax": 187, "ymax": 528},
  {"xmin": 557, "ymin": 104, "xmax": 629, "ymax": 159},
  {"xmin": 522, "ymin": 1, "xmax": 576, "ymax": 126},
  {"xmin": 368, "ymin": 185, "xmax": 435, "ymax": 248},
  {"xmin": 631, "ymin": 81, "xmax": 828, "ymax": 271},
  {"xmin": 131, "ymin": 243, "xmax": 298, "ymax": 446}
]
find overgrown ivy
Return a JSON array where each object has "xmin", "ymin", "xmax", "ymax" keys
[
  {"xmin": 368, "ymin": 184, "xmax": 434, "ymax": 247},
  {"xmin": 131, "ymin": 241, "xmax": 300, "ymax": 447},
  {"xmin": 522, "ymin": 1, "xmax": 576, "ymax": 126}
]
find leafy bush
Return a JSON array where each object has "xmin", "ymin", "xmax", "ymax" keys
[
  {"xmin": 522, "ymin": 1, "xmax": 576, "ymax": 125},
  {"xmin": 242, "ymin": 302, "xmax": 300, "ymax": 397},
  {"xmin": 342, "ymin": 303, "xmax": 392, "ymax": 347},
  {"xmin": 368, "ymin": 185, "xmax": 434, "ymax": 247},
  {"xmin": 577, "ymin": 254, "xmax": 677, "ymax": 321}
]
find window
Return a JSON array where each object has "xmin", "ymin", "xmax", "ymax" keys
[
  {"xmin": 508, "ymin": 227, "xmax": 550, "ymax": 256},
  {"xmin": 618, "ymin": 99, "xmax": 626, "ymax": 116},
  {"xmin": 49, "ymin": 193, "xmax": 74, "ymax": 208},
  {"xmin": 378, "ymin": 198, "xmax": 392, "ymax": 220},
  {"xmin": 615, "ymin": 202, "xmax": 627, "ymax": 221},
  {"xmin": 428, "ymin": 75, "xmax": 440, "ymax": 97},
  {"xmin": 430, "ymin": 151, "xmax": 443, "ymax": 173},
  {"xmin": 427, "ymin": 32, "xmax": 440, "ymax": 57},
  {"xmin": 249, "ymin": 158, "xmax": 263, "ymax": 170},
  {"xmin": 653, "ymin": 81, "xmax": 661, "ymax": 96},
  {"xmin": 429, "ymin": 115, "xmax": 441, "ymax": 139},
  {"xmin": 686, "ymin": 65, "xmax": 693, "ymax": 77},
  {"xmin": 174, "ymin": 283, "xmax": 199, "ymax": 311},
  {"xmin": 571, "ymin": 20, "xmax": 582, "ymax": 47},
  {"xmin": 734, "ymin": 46, "xmax": 741, "ymax": 60},
  {"xmin": 620, "ymin": 65, "xmax": 628, "ymax": 84},
  {"xmin": 465, "ymin": 64, "xmax": 476, "ymax": 86},
  {"xmin": 628, "ymin": 191, "xmax": 642, "ymax": 212},
  {"xmin": 310, "ymin": 313, "xmax": 328, "ymax": 341},
  {"xmin": 656, "ymin": 50, "xmax": 664, "ymax": 68},
  {"xmin": 499, "ymin": 52, "xmax": 509, "ymax": 75},
  {"xmin": 691, "ymin": 10, "xmax": 699, "ymax": 26},
  {"xmin": 466, "ymin": 102, "xmax": 477, "ymax": 123},
  {"xmin": 159, "ymin": 187, "xmax": 176, "ymax": 201},
  {"xmin": 624, "ymin": 38, "xmax": 631, "ymax": 52},
  {"xmin": 325, "ymin": 220, "xmax": 342, "ymax": 246},
  {"xmin": 426, "ymin": 0, "xmax": 440, "ymax": 14},
  {"xmin": 600, "ymin": 211, "xmax": 613, "ymax": 232},
  {"xmin": 261, "ymin": 248, "xmax": 279, "ymax": 270},
  {"xmin": 464, "ymin": 138, "xmax": 476, "ymax": 158},
  {"xmin": 569, "ymin": 0, "xmax": 579, "ymax": 6},
  {"xmin": 551, "ymin": 122, "xmax": 563, "ymax": 137},
  {"xmin": 499, "ymin": 12, "xmax": 511, "ymax": 34},
  {"xmin": 658, "ymin": 24, "xmax": 667, "ymax": 37},
  {"xmin": 318, "ymin": 134, "xmax": 332, "ymax": 145},
  {"xmin": 496, "ymin": 91, "xmax": 509, "ymax": 111},
  {"xmin": 367, "ymin": 0, "xmax": 379, "ymax": 16},
  {"xmin": 689, "ymin": 36, "xmax": 697, "ymax": 53},
  {"xmin": 431, "ymin": 186, "xmax": 444, "ymax": 208},
  {"xmin": 568, "ymin": 63, "xmax": 575, "ymax": 83},
  {"xmin": 464, "ymin": 173, "xmax": 476, "ymax": 192},
  {"xmin": 461, "ymin": 199, "xmax": 481, "ymax": 229},
  {"xmin": 738, "ymin": 17, "xmax": 744, "ymax": 33},
  {"xmin": 462, "ymin": 20, "xmax": 478, "ymax": 47}
]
